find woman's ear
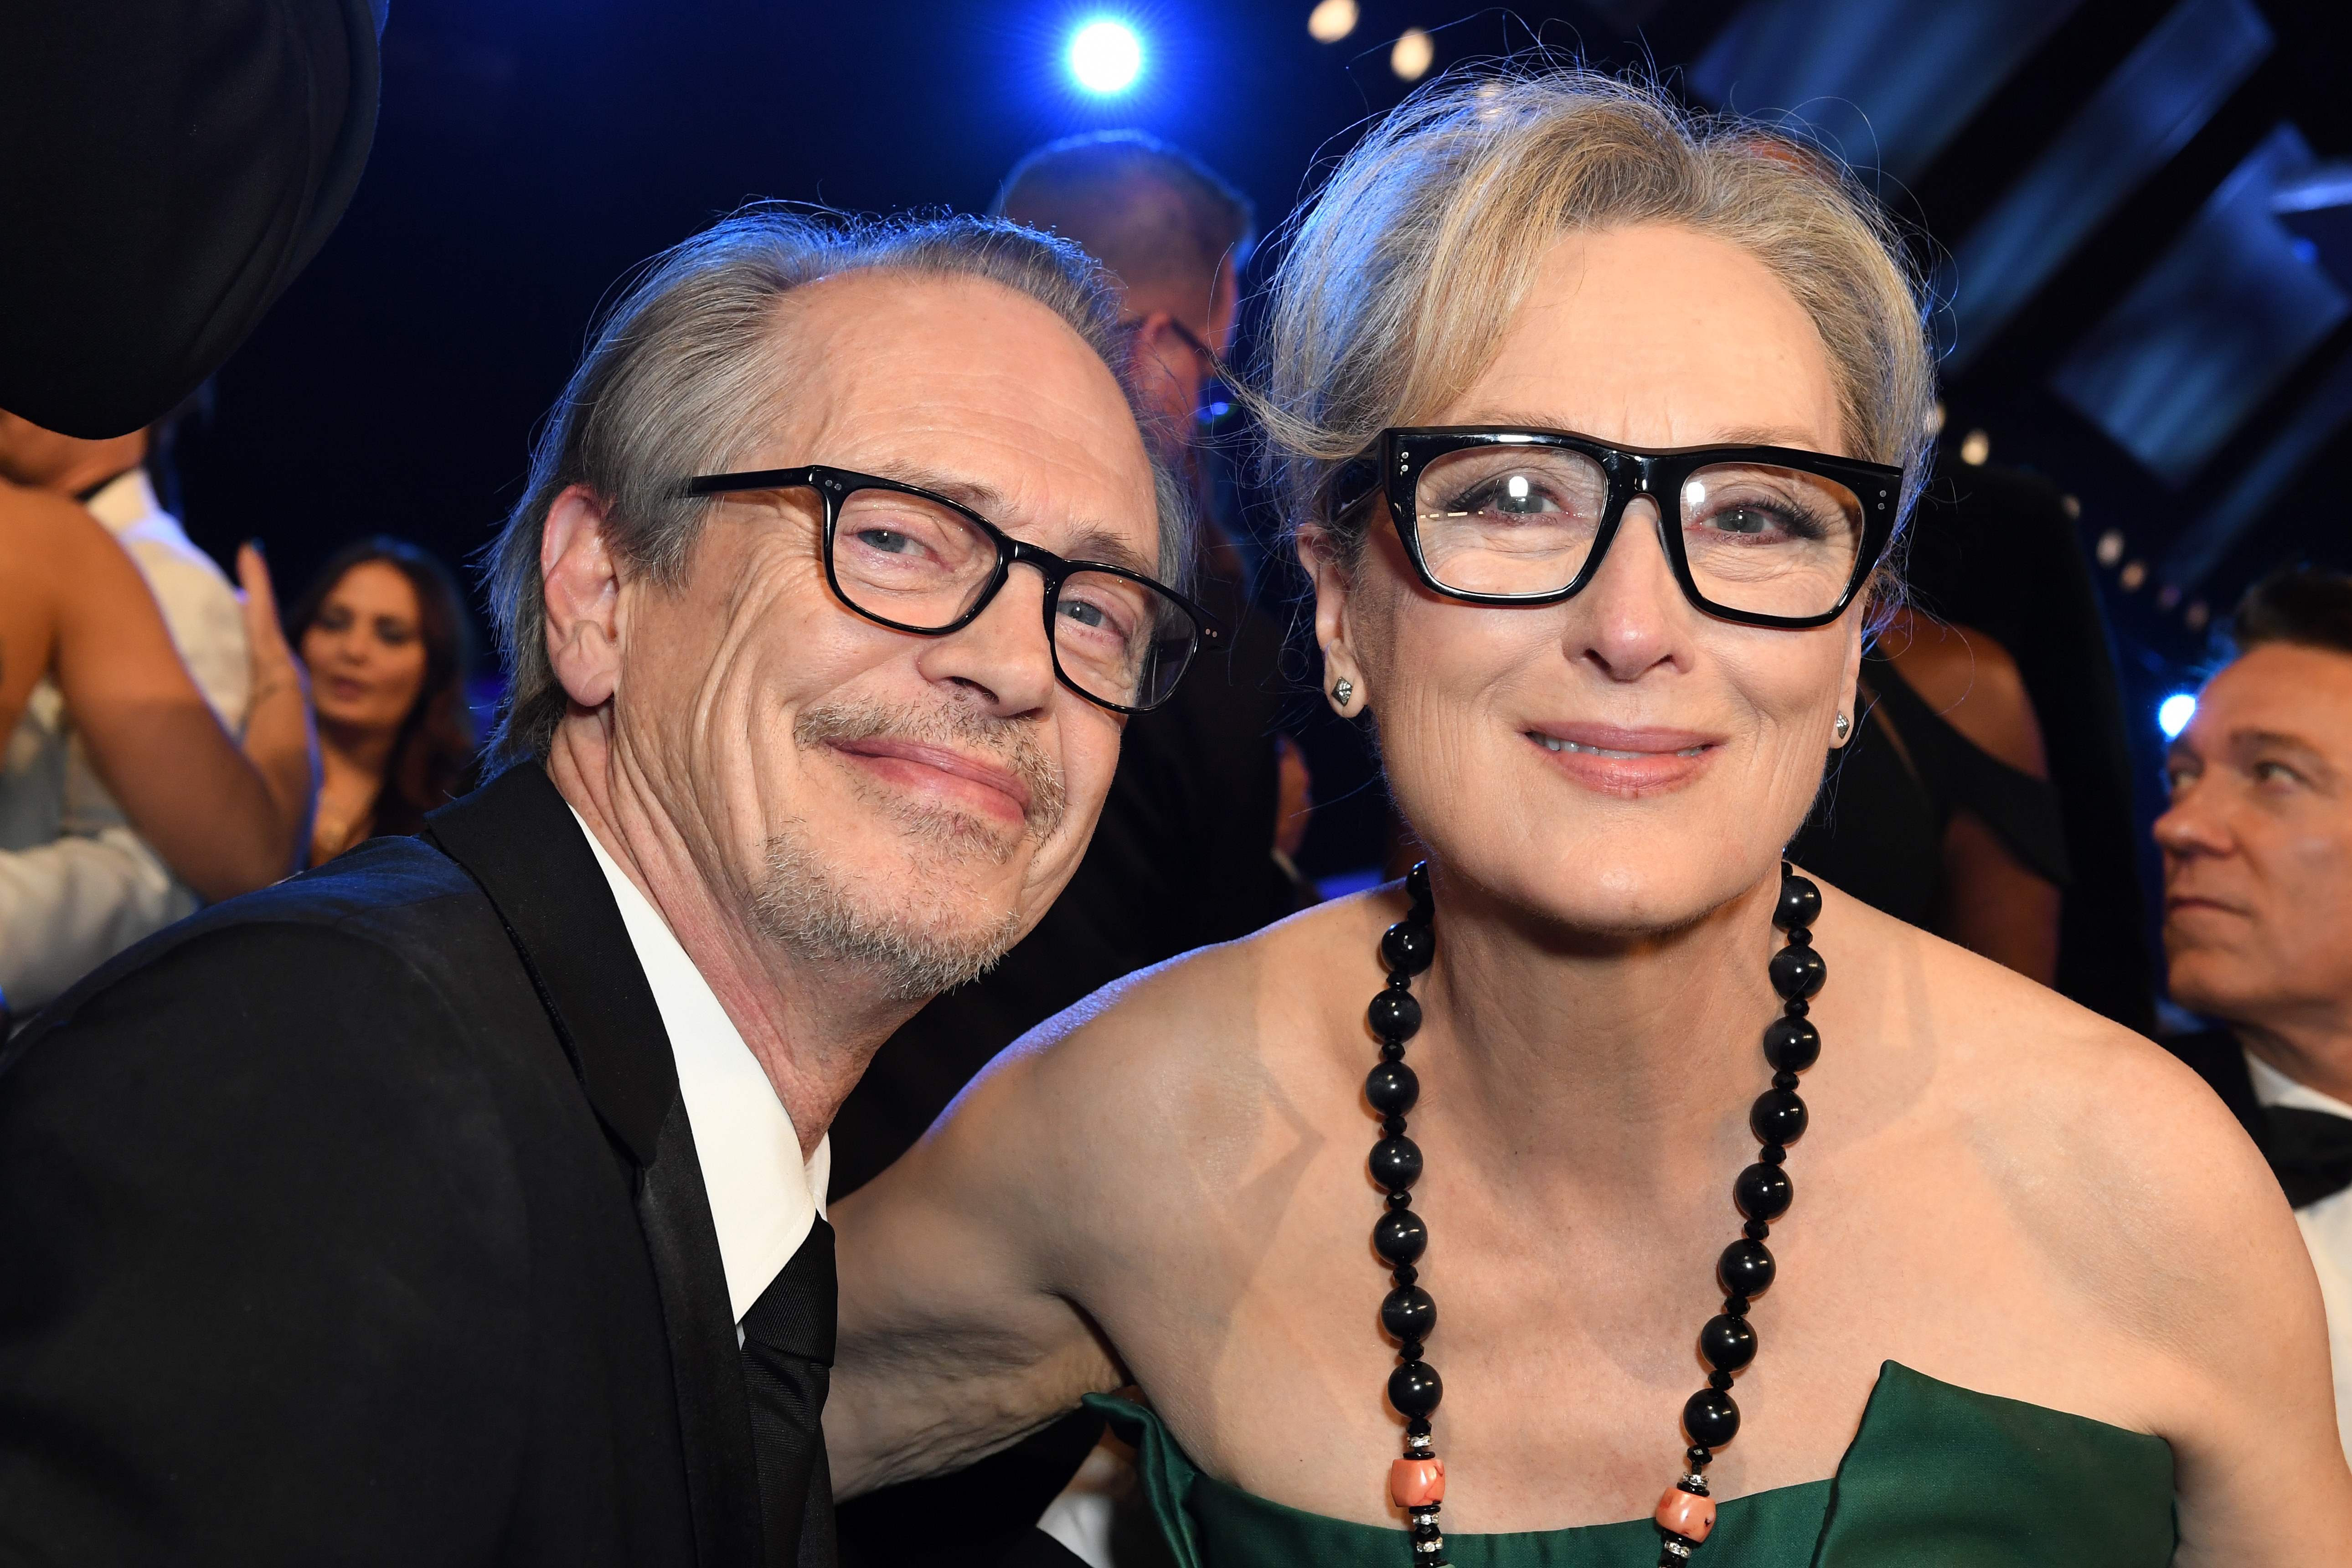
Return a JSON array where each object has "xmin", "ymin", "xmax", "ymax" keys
[
  {"xmin": 1299, "ymin": 525, "xmax": 1366, "ymax": 717},
  {"xmin": 541, "ymin": 484, "xmax": 624, "ymax": 711},
  {"xmin": 1833, "ymin": 601, "xmax": 1870, "ymax": 748}
]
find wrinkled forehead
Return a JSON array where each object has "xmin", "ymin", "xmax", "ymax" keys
[
  {"xmin": 2195, "ymin": 644, "xmax": 2352, "ymax": 751},
  {"xmin": 757, "ymin": 271, "xmax": 1161, "ymax": 563}
]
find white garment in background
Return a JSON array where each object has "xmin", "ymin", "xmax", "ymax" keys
[
  {"xmin": 572, "ymin": 805, "xmax": 830, "ymax": 1323},
  {"xmin": 0, "ymin": 471, "xmax": 250, "ymax": 1013},
  {"xmin": 2247, "ymin": 1049, "xmax": 2352, "ymax": 1462}
]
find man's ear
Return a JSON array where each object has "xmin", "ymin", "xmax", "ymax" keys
[{"xmin": 542, "ymin": 483, "xmax": 624, "ymax": 710}]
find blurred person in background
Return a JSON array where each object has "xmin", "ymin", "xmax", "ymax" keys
[
  {"xmin": 1788, "ymin": 604, "xmax": 2066, "ymax": 984},
  {"xmin": 0, "ymin": 409, "xmax": 314, "ymax": 1020},
  {"xmin": 2158, "ymin": 567, "xmax": 2352, "ymax": 1460},
  {"xmin": 830, "ymin": 132, "xmax": 1304, "ymax": 1568},
  {"xmin": 287, "ymin": 537, "xmax": 476, "ymax": 864}
]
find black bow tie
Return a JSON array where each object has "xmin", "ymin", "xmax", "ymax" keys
[{"xmin": 2269, "ymin": 1106, "xmax": 2352, "ymax": 1208}]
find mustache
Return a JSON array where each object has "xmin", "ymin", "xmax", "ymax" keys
[{"xmin": 792, "ymin": 696, "xmax": 1068, "ymax": 840}]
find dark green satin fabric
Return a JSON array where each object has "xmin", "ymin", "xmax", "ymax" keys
[{"xmin": 1088, "ymin": 1361, "xmax": 2175, "ymax": 1566}]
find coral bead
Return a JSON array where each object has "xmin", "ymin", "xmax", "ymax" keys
[
  {"xmin": 1655, "ymin": 1487, "xmax": 1717, "ymax": 1542},
  {"xmin": 1390, "ymin": 1456, "xmax": 1446, "ymax": 1508}
]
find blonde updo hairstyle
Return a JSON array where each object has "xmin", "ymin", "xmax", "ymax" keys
[{"xmin": 1259, "ymin": 65, "xmax": 1936, "ymax": 606}]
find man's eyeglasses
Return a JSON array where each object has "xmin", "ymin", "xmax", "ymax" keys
[
  {"xmin": 681, "ymin": 465, "xmax": 1221, "ymax": 713},
  {"xmin": 1329, "ymin": 427, "xmax": 1903, "ymax": 629}
]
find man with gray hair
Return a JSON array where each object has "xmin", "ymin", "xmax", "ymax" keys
[{"xmin": 0, "ymin": 210, "xmax": 1211, "ymax": 1568}]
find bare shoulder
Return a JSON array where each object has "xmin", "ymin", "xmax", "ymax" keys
[
  {"xmin": 982, "ymin": 890, "xmax": 1383, "ymax": 1132},
  {"xmin": 934, "ymin": 892, "xmax": 1386, "ymax": 1252},
  {"xmin": 1841, "ymin": 883, "xmax": 2306, "ymax": 1349}
]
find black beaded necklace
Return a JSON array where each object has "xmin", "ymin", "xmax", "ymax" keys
[{"xmin": 1363, "ymin": 861, "xmax": 1825, "ymax": 1567}]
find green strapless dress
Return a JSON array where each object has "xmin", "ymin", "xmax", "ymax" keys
[{"xmin": 1088, "ymin": 1362, "xmax": 2175, "ymax": 1566}]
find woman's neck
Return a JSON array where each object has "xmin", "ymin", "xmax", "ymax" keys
[
  {"xmin": 1414, "ymin": 866, "xmax": 1787, "ymax": 1188},
  {"xmin": 317, "ymin": 716, "xmax": 399, "ymax": 784}
]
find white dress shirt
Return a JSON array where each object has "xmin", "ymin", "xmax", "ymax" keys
[
  {"xmin": 2247, "ymin": 1049, "xmax": 2352, "ymax": 1461},
  {"xmin": 0, "ymin": 471, "xmax": 250, "ymax": 1014},
  {"xmin": 571, "ymin": 806, "xmax": 829, "ymax": 1323}
]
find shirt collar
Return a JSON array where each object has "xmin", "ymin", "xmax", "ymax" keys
[
  {"xmin": 569, "ymin": 805, "xmax": 828, "ymax": 1323},
  {"xmin": 81, "ymin": 469, "xmax": 164, "ymax": 536},
  {"xmin": 2245, "ymin": 1046, "xmax": 2352, "ymax": 1122}
]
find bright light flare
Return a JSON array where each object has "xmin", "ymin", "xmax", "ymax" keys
[
  {"xmin": 1391, "ymin": 27, "xmax": 1434, "ymax": 81},
  {"xmin": 2158, "ymin": 693, "xmax": 2197, "ymax": 739},
  {"xmin": 1308, "ymin": 0, "xmax": 1359, "ymax": 42},
  {"xmin": 1068, "ymin": 19, "xmax": 1143, "ymax": 94}
]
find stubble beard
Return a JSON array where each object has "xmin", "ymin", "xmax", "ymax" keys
[{"xmin": 748, "ymin": 696, "xmax": 1069, "ymax": 1004}]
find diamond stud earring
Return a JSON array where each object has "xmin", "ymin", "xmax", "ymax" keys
[
  {"xmin": 1833, "ymin": 712, "xmax": 1852, "ymax": 743},
  {"xmin": 1332, "ymin": 677, "xmax": 1355, "ymax": 708}
]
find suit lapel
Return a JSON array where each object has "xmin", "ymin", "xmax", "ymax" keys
[{"xmin": 427, "ymin": 763, "xmax": 763, "ymax": 1568}]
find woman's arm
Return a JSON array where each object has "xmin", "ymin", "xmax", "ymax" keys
[
  {"xmin": 827, "ymin": 1024, "xmax": 1128, "ymax": 1498},
  {"xmin": 0, "ymin": 481, "xmax": 314, "ymax": 899}
]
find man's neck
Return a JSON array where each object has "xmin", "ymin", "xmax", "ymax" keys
[
  {"xmin": 546, "ymin": 722, "xmax": 914, "ymax": 1160},
  {"xmin": 2231, "ymin": 1010, "xmax": 2352, "ymax": 1108}
]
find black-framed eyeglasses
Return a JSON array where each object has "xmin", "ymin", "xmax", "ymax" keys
[
  {"xmin": 1329, "ymin": 427, "xmax": 1903, "ymax": 629},
  {"xmin": 680, "ymin": 464, "xmax": 1222, "ymax": 713}
]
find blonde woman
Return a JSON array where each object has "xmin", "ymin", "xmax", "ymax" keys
[{"xmin": 827, "ymin": 67, "xmax": 2348, "ymax": 1566}]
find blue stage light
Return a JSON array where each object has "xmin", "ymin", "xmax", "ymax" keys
[
  {"xmin": 1068, "ymin": 19, "xmax": 1143, "ymax": 94},
  {"xmin": 2158, "ymin": 692, "xmax": 2198, "ymax": 739}
]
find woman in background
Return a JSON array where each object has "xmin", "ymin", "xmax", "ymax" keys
[{"xmin": 287, "ymin": 538, "xmax": 474, "ymax": 864}]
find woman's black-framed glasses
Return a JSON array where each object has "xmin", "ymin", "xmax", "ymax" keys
[
  {"xmin": 680, "ymin": 464, "xmax": 1221, "ymax": 713},
  {"xmin": 1330, "ymin": 427, "xmax": 1903, "ymax": 629}
]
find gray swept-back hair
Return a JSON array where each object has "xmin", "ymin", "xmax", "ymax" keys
[
  {"xmin": 482, "ymin": 209, "xmax": 1189, "ymax": 766},
  {"xmin": 1254, "ymin": 65, "xmax": 1935, "ymax": 586}
]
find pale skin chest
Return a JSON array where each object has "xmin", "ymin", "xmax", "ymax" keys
[{"xmin": 1056, "ymin": 944, "xmax": 2181, "ymax": 1534}]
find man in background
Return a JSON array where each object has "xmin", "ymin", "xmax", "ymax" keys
[
  {"xmin": 0, "ymin": 402, "xmax": 251, "ymax": 1012},
  {"xmin": 2158, "ymin": 566, "xmax": 2352, "ymax": 1460},
  {"xmin": 828, "ymin": 132, "xmax": 1307, "ymax": 1568}
]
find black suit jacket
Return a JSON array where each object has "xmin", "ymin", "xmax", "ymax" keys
[{"xmin": 0, "ymin": 764, "xmax": 790, "ymax": 1566}]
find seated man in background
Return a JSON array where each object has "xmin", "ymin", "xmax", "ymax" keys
[
  {"xmin": 0, "ymin": 402, "xmax": 259, "ymax": 1012},
  {"xmin": 830, "ymin": 133, "xmax": 1305, "ymax": 1568},
  {"xmin": 2159, "ymin": 566, "xmax": 2352, "ymax": 1460}
]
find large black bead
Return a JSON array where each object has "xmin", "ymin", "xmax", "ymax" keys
[
  {"xmin": 1373, "ymin": 1208, "xmax": 1428, "ymax": 1264},
  {"xmin": 1749, "ymin": 1088, "xmax": 1808, "ymax": 1145},
  {"xmin": 1682, "ymin": 1387, "xmax": 1740, "ymax": 1448},
  {"xmin": 1366, "ymin": 1060, "xmax": 1420, "ymax": 1116},
  {"xmin": 1734, "ymin": 1161, "xmax": 1793, "ymax": 1221},
  {"xmin": 1768, "ymin": 944, "xmax": 1826, "ymax": 1001},
  {"xmin": 1717, "ymin": 1238, "xmax": 1775, "ymax": 1297},
  {"xmin": 1406, "ymin": 861, "xmax": 1433, "ymax": 907},
  {"xmin": 1382, "ymin": 921, "xmax": 1435, "ymax": 976},
  {"xmin": 1367, "ymin": 988, "xmax": 1423, "ymax": 1042},
  {"xmin": 1774, "ymin": 873, "xmax": 1821, "ymax": 930},
  {"xmin": 1698, "ymin": 1313, "xmax": 1757, "ymax": 1372},
  {"xmin": 1388, "ymin": 1359, "xmax": 1443, "ymax": 1418},
  {"xmin": 1370, "ymin": 1135, "xmax": 1424, "ymax": 1191},
  {"xmin": 1381, "ymin": 1284, "xmax": 1437, "ymax": 1342},
  {"xmin": 1762, "ymin": 1016, "xmax": 1820, "ymax": 1073}
]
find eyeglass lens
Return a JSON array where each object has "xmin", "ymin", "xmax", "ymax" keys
[
  {"xmin": 1412, "ymin": 445, "xmax": 1866, "ymax": 619},
  {"xmin": 830, "ymin": 485, "xmax": 1194, "ymax": 709}
]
